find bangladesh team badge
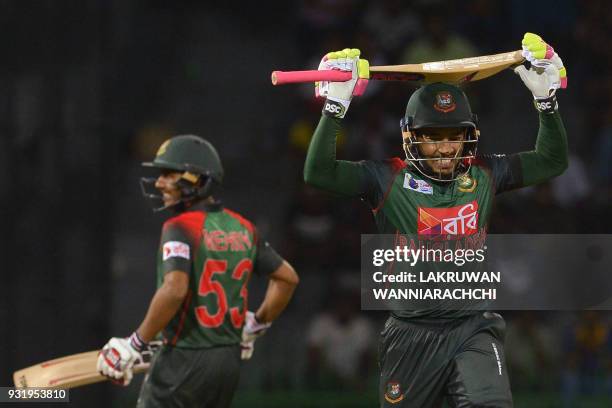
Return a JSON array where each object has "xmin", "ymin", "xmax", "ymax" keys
[
  {"xmin": 384, "ymin": 382, "xmax": 405, "ymax": 404},
  {"xmin": 433, "ymin": 91, "xmax": 456, "ymax": 113},
  {"xmin": 457, "ymin": 173, "xmax": 477, "ymax": 192}
]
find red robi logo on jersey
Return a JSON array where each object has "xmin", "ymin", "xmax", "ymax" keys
[
  {"xmin": 418, "ymin": 201, "xmax": 479, "ymax": 236},
  {"xmin": 434, "ymin": 91, "xmax": 456, "ymax": 113}
]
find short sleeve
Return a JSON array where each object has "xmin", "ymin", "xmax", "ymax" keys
[
  {"xmin": 253, "ymin": 231, "xmax": 283, "ymax": 276},
  {"xmin": 160, "ymin": 219, "xmax": 194, "ymax": 275}
]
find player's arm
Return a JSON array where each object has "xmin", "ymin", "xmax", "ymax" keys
[
  {"xmin": 97, "ymin": 220, "xmax": 193, "ymax": 384},
  {"xmin": 241, "ymin": 237, "xmax": 298, "ymax": 359},
  {"xmin": 304, "ymin": 116, "xmax": 367, "ymax": 195},
  {"xmin": 250, "ymin": 238, "xmax": 298, "ymax": 323},
  {"xmin": 482, "ymin": 33, "xmax": 569, "ymax": 193},
  {"xmin": 303, "ymin": 48, "xmax": 373, "ymax": 197},
  {"xmin": 135, "ymin": 221, "xmax": 194, "ymax": 342},
  {"xmin": 516, "ymin": 110, "xmax": 568, "ymax": 186},
  {"xmin": 135, "ymin": 270, "xmax": 188, "ymax": 342},
  {"xmin": 515, "ymin": 33, "xmax": 569, "ymax": 186},
  {"xmin": 255, "ymin": 260, "xmax": 298, "ymax": 323}
]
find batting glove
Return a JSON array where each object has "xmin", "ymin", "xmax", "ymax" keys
[
  {"xmin": 514, "ymin": 33, "xmax": 567, "ymax": 113},
  {"xmin": 241, "ymin": 340, "xmax": 256, "ymax": 360},
  {"xmin": 97, "ymin": 332, "xmax": 145, "ymax": 386},
  {"xmin": 316, "ymin": 48, "xmax": 369, "ymax": 119},
  {"xmin": 240, "ymin": 311, "xmax": 271, "ymax": 360}
]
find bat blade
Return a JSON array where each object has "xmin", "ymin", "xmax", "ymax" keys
[
  {"xmin": 13, "ymin": 350, "xmax": 150, "ymax": 389},
  {"xmin": 370, "ymin": 50, "xmax": 524, "ymax": 83},
  {"xmin": 271, "ymin": 50, "xmax": 524, "ymax": 85}
]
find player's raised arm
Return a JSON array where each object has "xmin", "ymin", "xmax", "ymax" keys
[
  {"xmin": 478, "ymin": 33, "xmax": 569, "ymax": 194},
  {"xmin": 514, "ymin": 33, "xmax": 569, "ymax": 186},
  {"xmin": 303, "ymin": 48, "xmax": 374, "ymax": 197}
]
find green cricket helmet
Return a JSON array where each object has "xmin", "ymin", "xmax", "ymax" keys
[
  {"xmin": 400, "ymin": 82, "xmax": 479, "ymax": 181},
  {"xmin": 140, "ymin": 135, "xmax": 224, "ymax": 212}
]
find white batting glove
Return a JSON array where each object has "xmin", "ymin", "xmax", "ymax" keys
[
  {"xmin": 241, "ymin": 340, "xmax": 255, "ymax": 360},
  {"xmin": 97, "ymin": 332, "xmax": 145, "ymax": 386},
  {"xmin": 315, "ymin": 48, "xmax": 369, "ymax": 118},
  {"xmin": 514, "ymin": 33, "xmax": 567, "ymax": 113},
  {"xmin": 242, "ymin": 311, "xmax": 272, "ymax": 342},
  {"xmin": 240, "ymin": 311, "xmax": 271, "ymax": 360}
]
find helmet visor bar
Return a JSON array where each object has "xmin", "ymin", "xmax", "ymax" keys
[
  {"xmin": 402, "ymin": 139, "xmax": 477, "ymax": 182},
  {"xmin": 139, "ymin": 177, "xmax": 168, "ymax": 212},
  {"xmin": 405, "ymin": 155, "xmax": 476, "ymax": 162}
]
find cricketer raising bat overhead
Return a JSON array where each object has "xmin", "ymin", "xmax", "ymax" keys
[
  {"xmin": 271, "ymin": 50, "xmax": 525, "ymax": 85},
  {"xmin": 300, "ymin": 33, "xmax": 568, "ymax": 407}
]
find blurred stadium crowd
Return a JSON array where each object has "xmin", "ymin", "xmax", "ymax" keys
[{"xmin": 1, "ymin": 1, "xmax": 610, "ymax": 406}]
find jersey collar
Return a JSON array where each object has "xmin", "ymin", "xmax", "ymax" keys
[{"xmin": 183, "ymin": 199, "xmax": 223, "ymax": 213}]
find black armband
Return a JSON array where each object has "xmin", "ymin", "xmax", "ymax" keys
[{"xmin": 534, "ymin": 95, "xmax": 558, "ymax": 114}]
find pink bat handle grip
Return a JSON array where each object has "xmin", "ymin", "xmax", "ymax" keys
[{"xmin": 271, "ymin": 70, "xmax": 352, "ymax": 85}]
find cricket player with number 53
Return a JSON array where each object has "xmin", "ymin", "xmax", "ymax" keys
[
  {"xmin": 304, "ymin": 33, "xmax": 568, "ymax": 407},
  {"xmin": 97, "ymin": 135, "xmax": 299, "ymax": 407}
]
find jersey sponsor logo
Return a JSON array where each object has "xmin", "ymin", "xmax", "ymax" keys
[
  {"xmin": 384, "ymin": 382, "xmax": 405, "ymax": 404},
  {"xmin": 418, "ymin": 201, "xmax": 479, "ymax": 236},
  {"xmin": 433, "ymin": 91, "xmax": 456, "ymax": 113},
  {"xmin": 203, "ymin": 229, "xmax": 253, "ymax": 252},
  {"xmin": 403, "ymin": 173, "xmax": 433, "ymax": 194},
  {"xmin": 163, "ymin": 241, "xmax": 190, "ymax": 261}
]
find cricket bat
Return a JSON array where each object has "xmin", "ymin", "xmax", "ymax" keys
[
  {"xmin": 13, "ymin": 346, "xmax": 158, "ymax": 389},
  {"xmin": 271, "ymin": 50, "xmax": 524, "ymax": 85}
]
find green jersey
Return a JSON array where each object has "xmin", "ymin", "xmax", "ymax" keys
[
  {"xmin": 304, "ymin": 112, "xmax": 568, "ymax": 319},
  {"xmin": 157, "ymin": 201, "xmax": 282, "ymax": 348}
]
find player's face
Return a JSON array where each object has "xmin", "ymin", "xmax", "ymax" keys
[
  {"xmin": 155, "ymin": 170, "xmax": 182, "ymax": 207},
  {"xmin": 414, "ymin": 127, "xmax": 466, "ymax": 175}
]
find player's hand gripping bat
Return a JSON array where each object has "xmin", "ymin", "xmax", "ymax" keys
[
  {"xmin": 271, "ymin": 50, "xmax": 524, "ymax": 85},
  {"xmin": 13, "ymin": 341, "xmax": 161, "ymax": 389}
]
